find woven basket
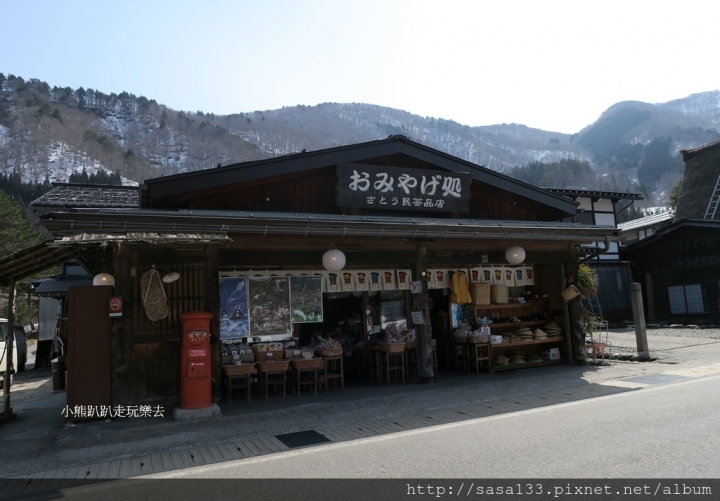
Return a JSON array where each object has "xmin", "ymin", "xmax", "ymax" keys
[
  {"xmin": 470, "ymin": 284, "xmax": 491, "ymax": 305},
  {"xmin": 254, "ymin": 350, "xmax": 284, "ymax": 362},
  {"xmin": 318, "ymin": 348, "xmax": 343, "ymax": 357},
  {"xmin": 141, "ymin": 269, "xmax": 168, "ymax": 321},
  {"xmin": 467, "ymin": 335, "xmax": 489, "ymax": 344},
  {"xmin": 378, "ymin": 342, "xmax": 406, "ymax": 353},
  {"xmin": 289, "ymin": 358, "xmax": 323, "ymax": 369},
  {"xmin": 256, "ymin": 360, "xmax": 290, "ymax": 372},
  {"xmin": 222, "ymin": 363, "xmax": 256, "ymax": 376},
  {"xmin": 454, "ymin": 334, "xmax": 468, "ymax": 344},
  {"xmin": 491, "ymin": 284, "xmax": 509, "ymax": 304}
]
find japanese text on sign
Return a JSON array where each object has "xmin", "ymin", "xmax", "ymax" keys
[{"xmin": 336, "ymin": 163, "xmax": 471, "ymax": 213}]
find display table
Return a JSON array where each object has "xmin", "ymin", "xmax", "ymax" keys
[
  {"xmin": 289, "ymin": 358, "xmax": 323, "ymax": 395},
  {"xmin": 222, "ymin": 363, "xmax": 256, "ymax": 403},
  {"xmin": 256, "ymin": 360, "xmax": 290, "ymax": 399}
]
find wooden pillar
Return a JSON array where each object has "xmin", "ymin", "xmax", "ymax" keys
[
  {"xmin": 631, "ymin": 283, "xmax": 649, "ymax": 358},
  {"xmin": 645, "ymin": 273, "xmax": 656, "ymax": 323},
  {"xmin": 111, "ymin": 243, "xmax": 134, "ymax": 405},
  {"xmin": 414, "ymin": 244, "xmax": 434, "ymax": 382},
  {"xmin": 205, "ymin": 244, "xmax": 221, "ymax": 402},
  {"xmin": 2, "ymin": 280, "xmax": 15, "ymax": 422},
  {"xmin": 563, "ymin": 247, "xmax": 586, "ymax": 363}
]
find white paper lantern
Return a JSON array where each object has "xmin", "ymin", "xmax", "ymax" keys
[
  {"xmin": 505, "ymin": 246, "xmax": 526, "ymax": 265},
  {"xmin": 322, "ymin": 248, "xmax": 346, "ymax": 271},
  {"xmin": 93, "ymin": 272, "xmax": 115, "ymax": 286}
]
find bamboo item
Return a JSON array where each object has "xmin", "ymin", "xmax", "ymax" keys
[{"xmin": 141, "ymin": 269, "xmax": 168, "ymax": 321}]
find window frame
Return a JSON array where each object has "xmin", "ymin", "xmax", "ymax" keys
[{"xmin": 668, "ymin": 284, "xmax": 706, "ymax": 315}]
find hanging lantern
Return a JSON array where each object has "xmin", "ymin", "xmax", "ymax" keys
[
  {"xmin": 505, "ymin": 246, "xmax": 526, "ymax": 265},
  {"xmin": 93, "ymin": 272, "xmax": 115, "ymax": 286},
  {"xmin": 322, "ymin": 245, "xmax": 346, "ymax": 271}
]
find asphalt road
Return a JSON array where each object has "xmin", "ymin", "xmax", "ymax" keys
[{"xmin": 157, "ymin": 373, "xmax": 720, "ymax": 479}]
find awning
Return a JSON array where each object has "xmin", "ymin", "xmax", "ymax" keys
[
  {"xmin": 0, "ymin": 242, "xmax": 89, "ymax": 286},
  {"xmin": 0, "ymin": 232, "xmax": 231, "ymax": 286},
  {"xmin": 51, "ymin": 232, "xmax": 232, "ymax": 245}
]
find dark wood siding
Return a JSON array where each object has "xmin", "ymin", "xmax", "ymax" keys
[
  {"xmin": 623, "ymin": 226, "xmax": 720, "ymax": 325},
  {"xmin": 152, "ymin": 154, "xmax": 569, "ymax": 221}
]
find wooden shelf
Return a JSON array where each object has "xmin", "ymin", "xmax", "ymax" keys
[
  {"xmin": 484, "ymin": 320, "xmax": 549, "ymax": 329},
  {"xmin": 492, "ymin": 359, "xmax": 565, "ymax": 372},
  {"xmin": 491, "ymin": 336, "xmax": 565, "ymax": 348},
  {"xmin": 474, "ymin": 300, "xmax": 548, "ymax": 311}
]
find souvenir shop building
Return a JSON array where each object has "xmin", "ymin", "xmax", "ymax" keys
[{"xmin": 14, "ymin": 136, "xmax": 621, "ymax": 406}]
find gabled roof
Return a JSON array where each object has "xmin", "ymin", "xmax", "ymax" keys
[
  {"xmin": 32, "ymin": 183, "xmax": 140, "ymax": 209},
  {"xmin": 543, "ymin": 188, "xmax": 643, "ymax": 201},
  {"xmin": 617, "ymin": 212, "xmax": 674, "ymax": 232},
  {"xmin": 680, "ymin": 138, "xmax": 720, "ymax": 161},
  {"xmin": 143, "ymin": 135, "xmax": 578, "ymax": 214},
  {"xmin": 623, "ymin": 218, "xmax": 720, "ymax": 252}
]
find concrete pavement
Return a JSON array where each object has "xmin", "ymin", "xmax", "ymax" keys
[{"xmin": 2, "ymin": 327, "xmax": 720, "ymax": 485}]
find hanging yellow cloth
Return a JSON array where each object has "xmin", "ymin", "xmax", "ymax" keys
[{"xmin": 451, "ymin": 270, "xmax": 473, "ymax": 304}]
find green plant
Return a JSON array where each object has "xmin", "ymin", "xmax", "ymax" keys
[{"xmin": 577, "ymin": 264, "xmax": 597, "ymax": 296}]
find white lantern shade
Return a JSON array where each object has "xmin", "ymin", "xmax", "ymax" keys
[
  {"xmin": 93, "ymin": 272, "xmax": 115, "ymax": 286},
  {"xmin": 505, "ymin": 246, "xmax": 526, "ymax": 265},
  {"xmin": 322, "ymin": 248, "xmax": 346, "ymax": 271}
]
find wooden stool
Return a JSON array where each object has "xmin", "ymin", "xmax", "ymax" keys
[
  {"xmin": 222, "ymin": 363, "xmax": 255, "ymax": 403},
  {"xmin": 289, "ymin": 358, "xmax": 323, "ymax": 395},
  {"xmin": 322, "ymin": 355, "xmax": 344, "ymax": 391},
  {"xmin": 453, "ymin": 338, "xmax": 468, "ymax": 372},
  {"xmin": 466, "ymin": 342, "xmax": 491, "ymax": 374},
  {"xmin": 380, "ymin": 351, "xmax": 405, "ymax": 385},
  {"xmin": 256, "ymin": 360, "xmax": 289, "ymax": 399}
]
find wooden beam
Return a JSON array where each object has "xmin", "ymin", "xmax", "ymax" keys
[
  {"xmin": 414, "ymin": 244, "xmax": 434, "ymax": 382},
  {"xmin": 2, "ymin": 281, "xmax": 15, "ymax": 422},
  {"xmin": 205, "ymin": 244, "xmax": 221, "ymax": 402},
  {"xmin": 111, "ymin": 243, "xmax": 134, "ymax": 405}
]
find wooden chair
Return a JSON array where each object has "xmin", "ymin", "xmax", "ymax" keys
[
  {"xmin": 379, "ymin": 350, "xmax": 405, "ymax": 385},
  {"xmin": 466, "ymin": 342, "xmax": 491, "ymax": 374}
]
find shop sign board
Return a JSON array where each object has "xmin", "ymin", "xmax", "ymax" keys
[{"xmin": 336, "ymin": 163, "xmax": 471, "ymax": 212}]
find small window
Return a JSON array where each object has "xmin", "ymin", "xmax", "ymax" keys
[
  {"xmin": 0, "ymin": 323, "xmax": 7, "ymax": 342},
  {"xmin": 668, "ymin": 285, "xmax": 705, "ymax": 314},
  {"xmin": 646, "ymin": 227, "xmax": 653, "ymax": 237},
  {"xmin": 638, "ymin": 229, "xmax": 646, "ymax": 240}
]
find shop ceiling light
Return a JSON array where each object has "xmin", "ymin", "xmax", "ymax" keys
[
  {"xmin": 322, "ymin": 245, "xmax": 346, "ymax": 271},
  {"xmin": 505, "ymin": 245, "xmax": 526, "ymax": 265},
  {"xmin": 93, "ymin": 272, "xmax": 115, "ymax": 286}
]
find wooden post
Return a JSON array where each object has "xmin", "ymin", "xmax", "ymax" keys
[
  {"xmin": 205, "ymin": 244, "xmax": 221, "ymax": 402},
  {"xmin": 414, "ymin": 244, "xmax": 434, "ymax": 382},
  {"xmin": 631, "ymin": 283, "xmax": 649, "ymax": 358},
  {"xmin": 645, "ymin": 273, "xmax": 656, "ymax": 323},
  {"xmin": 2, "ymin": 280, "xmax": 16, "ymax": 422},
  {"xmin": 111, "ymin": 244, "xmax": 134, "ymax": 405}
]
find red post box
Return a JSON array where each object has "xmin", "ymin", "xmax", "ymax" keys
[{"xmin": 179, "ymin": 311, "xmax": 214, "ymax": 409}]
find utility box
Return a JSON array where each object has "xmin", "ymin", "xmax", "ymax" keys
[{"xmin": 179, "ymin": 311, "xmax": 214, "ymax": 410}]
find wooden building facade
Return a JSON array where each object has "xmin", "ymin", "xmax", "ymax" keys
[{"xmin": 14, "ymin": 136, "xmax": 623, "ymax": 407}]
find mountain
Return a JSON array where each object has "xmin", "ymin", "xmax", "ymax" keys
[{"xmin": 1, "ymin": 72, "xmax": 720, "ymax": 205}]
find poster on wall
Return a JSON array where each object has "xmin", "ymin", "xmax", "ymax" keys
[
  {"xmin": 396, "ymin": 269, "xmax": 412, "ymax": 290},
  {"xmin": 248, "ymin": 277, "xmax": 291, "ymax": 337},
  {"xmin": 479, "ymin": 266, "xmax": 493, "ymax": 284},
  {"xmin": 324, "ymin": 271, "xmax": 342, "ymax": 292},
  {"xmin": 380, "ymin": 269, "xmax": 397, "ymax": 290},
  {"xmin": 354, "ymin": 270, "xmax": 371, "ymax": 291},
  {"xmin": 368, "ymin": 271, "xmax": 383, "ymax": 292},
  {"xmin": 491, "ymin": 266, "xmax": 504, "ymax": 285},
  {"xmin": 523, "ymin": 265, "xmax": 535, "ymax": 286},
  {"xmin": 219, "ymin": 277, "xmax": 250, "ymax": 340},
  {"xmin": 290, "ymin": 276, "xmax": 323, "ymax": 323},
  {"xmin": 340, "ymin": 271, "xmax": 356, "ymax": 292},
  {"xmin": 503, "ymin": 267, "xmax": 516, "ymax": 287},
  {"xmin": 468, "ymin": 267, "xmax": 483, "ymax": 284},
  {"xmin": 512, "ymin": 266, "xmax": 526, "ymax": 286}
]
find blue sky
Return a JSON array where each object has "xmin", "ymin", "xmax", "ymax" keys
[{"xmin": 2, "ymin": 0, "xmax": 719, "ymax": 133}]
